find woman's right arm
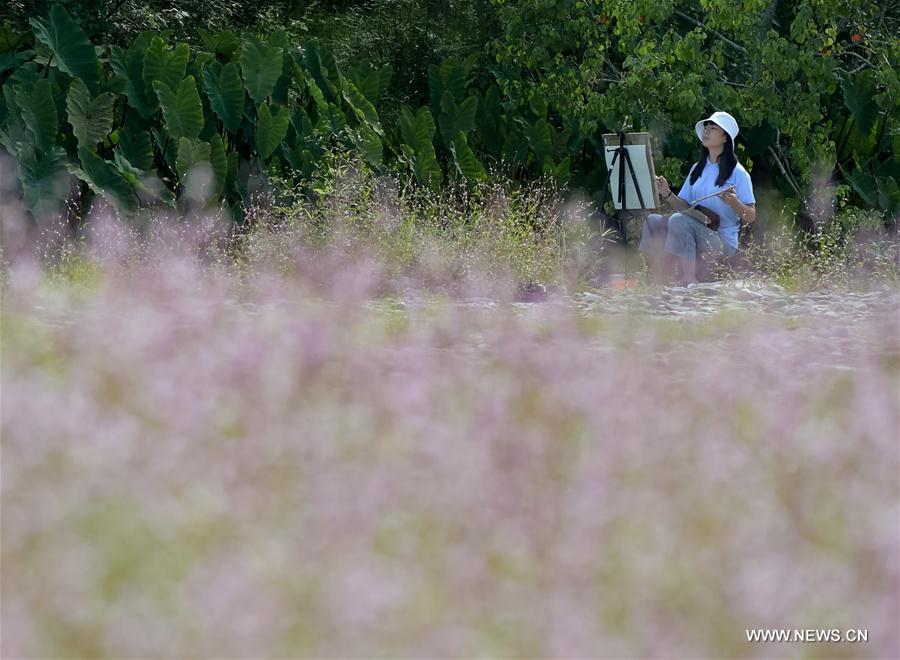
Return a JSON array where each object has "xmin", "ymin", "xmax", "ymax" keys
[{"xmin": 655, "ymin": 176, "xmax": 689, "ymax": 211}]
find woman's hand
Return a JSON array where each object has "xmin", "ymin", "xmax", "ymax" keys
[
  {"xmin": 720, "ymin": 187, "xmax": 756, "ymax": 223},
  {"xmin": 655, "ymin": 176, "xmax": 672, "ymax": 198},
  {"xmin": 720, "ymin": 188, "xmax": 739, "ymax": 208}
]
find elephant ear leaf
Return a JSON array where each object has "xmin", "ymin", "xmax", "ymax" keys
[
  {"xmin": 153, "ymin": 76, "xmax": 204, "ymax": 140},
  {"xmin": 523, "ymin": 118, "xmax": 554, "ymax": 164},
  {"xmin": 399, "ymin": 105, "xmax": 436, "ymax": 154},
  {"xmin": 109, "ymin": 32, "xmax": 154, "ymax": 119},
  {"xmin": 30, "ymin": 4, "xmax": 99, "ymax": 94},
  {"xmin": 413, "ymin": 143, "xmax": 442, "ymax": 191},
  {"xmin": 202, "ymin": 61, "xmax": 244, "ymax": 134},
  {"xmin": 67, "ymin": 77, "xmax": 115, "ymax": 150},
  {"xmin": 16, "ymin": 78, "xmax": 58, "ymax": 153},
  {"xmin": 75, "ymin": 147, "xmax": 138, "ymax": 213},
  {"xmin": 349, "ymin": 122, "xmax": 382, "ymax": 166},
  {"xmin": 841, "ymin": 71, "xmax": 877, "ymax": 136},
  {"xmin": 346, "ymin": 63, "xmax": 392, "ymax": 104},
  {"xmin": 240, "ymin": 34, "xmax": 283, "ymax": 104},
  {"xmin": 439, "ymin": 93, "xmax": 477, "ymax": 149},
  {"xmin": 342, "ymin": 79, "xmax": 382, "ymax": 135},
  {"xmin": 256, "ymin": 102, "xmax": 290, "ymax": 160},
  {"xmin": 175, "ymin": 137, "xmax": 211, "ymax": 180},
  {"xmin": 19, "ymin": 145, "xmax": 70, "ymax": 216},
  {"xmin": 208, "ymin": 133, "xmax": 228, "ymax": 198},
  {"xmin": 117, "ymin": 127, "xmax": 154, "ymax": 172},
  {"xmin": 450, "ymin": 131, "xmax": 486, "ymax": 182},
  {"xmin": 143, "ymin": 38, "xmax": 190, "ymax": 110}
]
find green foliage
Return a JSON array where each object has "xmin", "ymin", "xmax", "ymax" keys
[
  {"xmin": 2, "ymin": 1, "xmax": 896, "ymax": 226},
  {"xmin": 109, "ymin": 33, "xmax": 155, "ymax": 119},
  {"xmin": 29, "ymin": 3, "xmax": 99, "ymax": 92},
  {"xmin": 342, "ymin": 79, "xmax": 383, "ymax": 135},
  {"xmin": 18, "ymin": 145, "xmax": 69, "ymax": 216},
  {"xmin": 175, "ymin": 137, "xmax": 210, "ymax": 180},
  {"xmin": 16, "ymin": 78, "xmax": 57, "ymax": 153},
  {"xmin": 142, "ymin": 37, "xmax": 189, "ymax": 111},
  {"xmin": 75, "ymin": 147, "xmax": 137, "ymax": 212},
  {"xmin": 66, "ymin": 77, "xmax": 115, "ymax": 150},
  {"xmin": 202, "ymin": 61, "xmax": 244, "ymax": 134},
  {"xmin": 255, "ymin": 102, "xmax": 290, "ymax": 161},
  {"xmin": 153, "ymin": 76, "xmax": 204, "ymax": 141},
  {"xmin": 117, "ymin": 127, "xmax": 154, "ymax": 172},
  {"xmin": 239, "ymin": 34, "xmax": 283, "ymax": 105},
  {"xmin": 348, "ymin": 122, "xmax": 383, "ymax": 167},
  {"xmin": 398, "ymin": 105, "xmax": 442, "ymax": 189},
  {"xmin": 438, "ymin": 93, "xmax": 477, "ymax": 150},
  {"xmin": 450, "ymin": 132, "xmax": 485, "ymax": 181}
]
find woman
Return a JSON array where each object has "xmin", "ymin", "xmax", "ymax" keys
[{"xmin": 639, "ymin": 111, "xmax": 756, "ymax": 284}]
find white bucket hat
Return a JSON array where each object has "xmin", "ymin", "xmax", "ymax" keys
[{"xmin": 695, "ymin": 111, "xmax": 739, "ymax": 152}]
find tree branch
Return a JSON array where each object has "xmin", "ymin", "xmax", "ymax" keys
[
  {"xmin": 767, "ymin": 145, "xmax": 803, "ymax": 198},
  {"xmin": 672, "ymin": 9, "xmax": 747, "ymax": 55},
  {"xmin": 758, "ymin": 0, "xmax": 779, "ymax": 42}
]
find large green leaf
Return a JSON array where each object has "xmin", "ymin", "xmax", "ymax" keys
[
  {"xmin": 202, "ymin": 61, "xmax": 244, "ymax": 134},
  {"xmin": 0, "ymin": 50, "xmax": 35, "ymax": 77},
  {"xmin": 198, "ymin": 28, "xmax": 240, "ymax": 59},
  {"xmin": 346, "ymin": 63, "xmax": 392, "ymax": 104},
  {"xmin": 543, "ymin": 155, "xmax": 571, "ymax": 184},
  {"xmin": 522, "ymin": 118, "xmax": 555, "ymax": 164},
  {"xmin": 16, "ymin": 78, "xmax": 58, "ymax": 154},
  {"xmin": 267, "ymin": 29, "xmax": 294, "ymax": 105},
  {"xmin": 256, "ymin": 102, "xmax": 290, "ymax": 160},
  {"xmin": 876, "ymin": 175, "xmax": 899, "ymax": 214},
  {"xmin": 17, "ymin": 145, "xmax": 70, "ymax": 216},
  {"xmin": 412, "ymin": 143, "xmax": 442, "ymax": 190},
  {"xmin": 0, "ymin": 24, "xmax": 26, "ymax": 51},
  {"xmin": 151, "ymin": 126, "xmax": 178, "ymax": 170},
  {"xmin": 399, "ymin": 106, "xmax": 436, "ymax": 153},
  {"xmin": 175, "ymin": 136, "xmax": 211, "ymax": 180},
  {"xmin": 109, "ymin": 32, "xmax": 154, "ymax": 119},
  {"xmin": 117, "ymin": 127, "xmax": 154, "ymax": 172},
  {"xmin": 290, "ymin": 106, "xmax": 314, "ymax": 138},
  {"xmin": 208, "ymin": 133, "xmax": 227, "ymax": 198},
  {"xmin": 239, "ymin": 34, "xmax": 283, "ymax": 104},
  {"xmin": 0, "ymin": 86, "xmax": 27, "ymax": 156},
  {"xmin": 143, "ymin": 38, "xmax": 189, "ymax": 110},
  {"xmin": 841, "ymin": 71, "xmax": 877, "ymax": 136},
  {"xmin": 341, "ymin": 78, "xmax": 382, "ymax": 135},
  {"xmin": 450, "ymin": 131, "xmax": 485, "ymax": 181},
  {"xmin": 429, "ymin": 58, "xmax": 470, "ymax": 115},
  {"xmin": 349, "ymin": 123, "xmax": 382, "ymax": 166},
  {"xmin": 66, "ymin": 77, "xmax": 115, "ymax": 150},
  {"xmin": 153, "ymin": 76, "xmax": 204, "ymax": 140},
  {"xmin": 300, "ymin": 68, "xmax": 329, "ymax": 112},
  {"xmin": 844, "ymin": 164, "xmax": 878, "ymax": 206},
  {"xmin": 439, "ymin": 93, "xmax": 477, "ymax": 148},
  {"xmin": 303, "ymin": 42, "xmax": 340, "ymax": 103},
  {"xmin": 322, "ymin": 103, "xmax": 347, "ymax": 134},
  {"xmin": 476, "ymin": 86, "xmax": 503, "ymax": 155},
  {"xmin": 7, "ymin": 61, "xmax": 39, "ymax": 88},
  {"xmin": 29, "ymin": 4, "xmax": 99, "ymax": 94},
  {"xmin": 501, "ymin": 131, "xmax": 529, "ymax": 171},
  {"xmin": 76, "ymin": 147, "xmax": 138, "ymax": 212}
]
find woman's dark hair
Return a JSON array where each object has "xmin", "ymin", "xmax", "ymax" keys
[{"xmin": 689, "ymin": 133, "xmax": 737, "ymax": 187}]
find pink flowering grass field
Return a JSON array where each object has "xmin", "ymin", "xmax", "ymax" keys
[{"xmin": 2, "ymin": 198, "xmax": 900, "ymax": 659}]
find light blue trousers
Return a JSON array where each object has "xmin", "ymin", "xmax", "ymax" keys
[{"xmin": 638, "ymin": 212, "xmax": 737, "ymax": 261}]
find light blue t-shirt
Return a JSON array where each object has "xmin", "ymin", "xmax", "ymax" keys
[{"xmin": 678, "ymin": 161, "xmax": 755, "ymax": 249}]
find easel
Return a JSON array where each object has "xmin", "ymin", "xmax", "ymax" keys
[{"xmin": 597, "ymin": 131, "xmax": 660, "ymax": 244}]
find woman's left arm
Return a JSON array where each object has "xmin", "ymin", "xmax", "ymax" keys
[{"xmin": 721, "ymin": 189, "xmax": 756, "ymax": 224}]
